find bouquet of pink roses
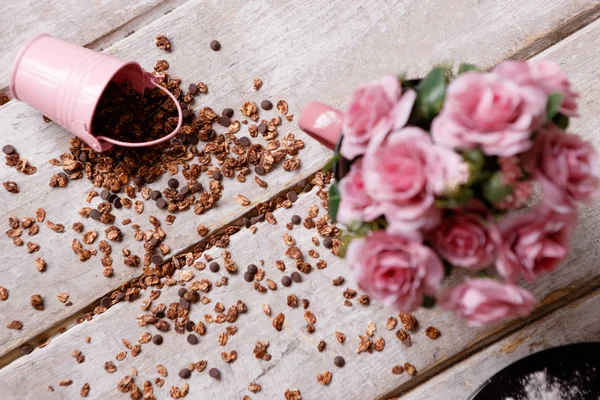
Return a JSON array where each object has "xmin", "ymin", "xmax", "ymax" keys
[{"xmin": 327, "ymin": 61, "xmax": 598, "ymax": 326}]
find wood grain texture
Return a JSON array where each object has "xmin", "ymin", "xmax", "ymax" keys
[
  {"xmin": 1, "ymin": 0, "xmax": 598, "ymax": 364},
  {"xmin": 403, "ymin": 287, "xmax": 600, "ymax": 399},
  {"xmin": 1, "ymin": 0, "xmax": 600, "ymax": 397},
  {"xmin": 0, "ymin": 185, "xmax": 491, "ymax": 399},
  {"xmin": 0, "ymin": 0, "xmax": 177, "ymax": 91}
]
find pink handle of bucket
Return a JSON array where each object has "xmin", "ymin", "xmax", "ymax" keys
[
  {"xmin": 94, "ymin": 79, "xmax": 183, "ymax": 148},
  {"xmin": 298, "ymin": 101, "xmax": 343, "ymax": 150}
]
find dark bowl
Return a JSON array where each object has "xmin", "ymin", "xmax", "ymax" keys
[{"xmin": 470, "ymin": 342, "xmax": 600, "ymax": 400}]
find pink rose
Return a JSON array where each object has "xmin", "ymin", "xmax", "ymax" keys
[
  {"xmin": 440, "ymin": 279, "xmax": 537, "ymax": 326},
  {"xmin": 431, "ymin": 72, "xmax": 547, "ymax": 156},
  {"xmin": 341, "ymin": 75, "xmax": 401, "ymax": 159},
  {"xmin": 530, "ymin": 127, "xmax": 598, "ymax": 213},
  {"xmin": 337, "ymin": 160, "xmax": 382, "ymax": 225},
  {"xmin": 363, "ymin": 126, "xmax": 468, "ymax": 236},
  {"xmin": 494, "ymin": 60, "xmax": 578, "ymax": 117},
  {"xmin": 347, "ymin": 230, "xmax": 444, "ymax": 311},
  {"xmin": 432, "ymin": 212, "xmax": 497, "ymax": 270},
  {"xmin": 494, "ymin": 207, "xmax": 576, "ymax": 282}
]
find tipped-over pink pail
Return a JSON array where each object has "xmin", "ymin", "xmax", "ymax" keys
[
  {"xmin": 298, "ymin": 101, "xmax": 343, "ymax": 150},
  {"xmin": 9, "ymin": 34, "xmax": 182, "ymax": 152}
]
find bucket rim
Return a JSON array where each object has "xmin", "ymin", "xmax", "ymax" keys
[
  {"xmin": 86, "ymin": 61, "xmax": 145, "ymax": 139},
  {"xmin": 9, "ymin": 33, "xmax": 52, "ymax": 100}
]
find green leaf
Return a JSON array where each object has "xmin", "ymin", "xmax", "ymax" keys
[
  {"xmin": 422, "ymin": 296, "xmax": 437, "ymax": 309},
  {"xmin": 546, "ymin": 92, "xmax": 563, "ymax": 122},
  {"xmin": 322, "ymin": 153, "xmax": 341, "ymax": 173},
  {"xmin": 554, "ymin": 113, "xmax": 569, "ymax": 130},
  {"xmin": 413, "ymin": 66, "xmax": 449, "ymax": 122},
  {"xmin": 328, "ymin": 182, "xmax": 341, "ymax": 224},
  {"xmin": 338, "ymin": 233, "xmax": 354, "ymax": 258},
  {"xmin": 461, "ymin": 148, "xmax": 486, "ymax": 185},
  {"xmin": 483, "ymin": 172, "xmax": 514, "ymax": 204},
  {"xmin": 435, "ymin": 188, "xmax": 474, "ymax": 208},
  {"xmin": 458, "ymin": 63, "xmax": 479, "ymax": 74},
  {"xmin": 476, "ymin": 270, "xmax": 491, "ymax": 278}
]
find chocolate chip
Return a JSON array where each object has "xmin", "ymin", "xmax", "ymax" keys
[
  {"xmin": 243, "ymin": 218, "xmax": 251, "ymax": 228},
  {"xmin": 209, "ymin": 368, "xmax": 221, "ymax": 380},
  {"xmin": 2, "ymin": 145, "xmax": 15, "ymax": 155},
  {"xmin": 58, "ymin": 172, "xmax": 68, "ymax": 181},
  {"xmin": 100, "ymin": 297, "xmax": 111, "ymax": 307},
  {"xmin": 260, "ymin": 100, "xmax": 273, "ymax": 110},
  {"xmin": 188, "ymin": 83, "xmax": 197, "ymax": 94},
  {"xmin": 219, "ymin": 116, "xmax": 231, "ymax": 127},
  {"xmin": 20, "ymin": 344, "xmax": 33, "ymax": 355},
  {"xmin": 156, "ymin": 198, "xmax": 167, "ymax": 209},
  {"xmin": 90, "ymin": 209, "xmax": 101, "ymax": 220},
  {"xmin": 155, "ymin": 311, "xmax": 165, "ymax": 319},
  {"xmin": 133, "ymin": 176, "xmax": 145, "ymax": 187},
  {"xmin": 115, "ymin": 292, "xmax": 125, "ymax": 301},
  {"xmin": 180, "ymin": 186, "xmax": 190, "ymax": 196},
  {"xmin": 179, "ymin": 368, "xmax": 191, "ymax": 379},
  {"xmin": 151, "ymin": 190, "xmax": 162, "ymax": 200},
  {"xmin": 334, "ymin": 356, "xmax": 345, "ymax": 368},
  {"xmin": 291, "ymin": 215, "xmax": 301, "ymax": 225},
  {"xmin": 210, "ymin": 40, "xmax": 221, "ymax": 51},
  {"xmin": 303, "ymin": 183, "xmax": 313, "ymax": 193},
  {"xmin": 79, "ymin": 152, "xmax": 88, "ymax": 163},
  {"xmin": 108, "ymin": 194, "xmax": 118, "ymax": 203},
  {"xmin": 297, "ymin": 179, "xmax": 308, "ymax": 188},
  {"xmin": 179, "ymin": 298, "xmax": 190, "ymax": 309},
  {"xmin": 167, "ymin": 178, "xmax": 179, "ymax": 189},
  {"xmin": 178, "ymin": 288, "xmax": 188, "ymax": 297},
  {"xmin": 258, "ymin": 123, "xmax": 267, "ymax": 134},
  {"xmin": 281, "ymin": 276, "xmax": 292, "ymax": 287},
  {"xmin": 209, "ymin": 262, "xmax": 220, "ymax": 273},
  {"xmin": 255, "ymin": 166, "xmax": 265, "ymax": 176},
  {"xmin": 291, "ymin": 272, "xmax": 302, "ymax": 283},
  {"xmin": 239, "ymin": 137, "xmax": 251, "ymax": 147},
  {"xmin": 185, "ymin": 321, "xmax": 195, "ymax": 332},
  {"xmin": 152, "ymin": 334, "xmax": 163, "ymax": 345},
  {"xmin": 323, "ymin": 237, "xmax": 333, "ymax": 249},
  {"xmin": 100, "ymin": 190, "xmax": 110, "ymax": 200},
  {"xmin": 151, "ymin": 255, "xmax": 163, "ymax": 265},
  {"xmin": 286, "ymin": 191, "xmax": 298, "ymax": 202},
  {"xmin": 247, "ymin": 264, "xmax": 258, "ymax": 274},
  {"xmin": 222, "ymin": 108, "xmax": 234, "ymax": 118},
  {"xmin": 113, "ymin": 198, "xmax": 122, "ymax": 209},
  {"xmin": 192, "ymin": 182, "xmax": 203, "ymax": 193},
  {"xmin": 150, "ymin": 238, "xmax": 161, "ymax": 246},
  {"xmin": 255, "ymin": 214, "xmax": 265, "ymax": 222},
  {"xmin": 187, "ymin": 334, "xmax": 198, "ymax": 345},
  {"xmin": 212, "ymin": 171, "xmax": 223, "ymax": 181},
  {"xmin": 243, "ymin": 271, "xmax": 254, "ymax": 282},
  {"xmin": 187, "ymin": 134, "xmax": 199, "ymax": 145}
]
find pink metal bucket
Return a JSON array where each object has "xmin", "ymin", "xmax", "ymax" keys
[
  {"xmin": 298, "ymin": 101, "xmax": 343, "ymax": 150},
  {"xmin": 9, "ymin": 34, "xmax": 182, "ymax": 152}
]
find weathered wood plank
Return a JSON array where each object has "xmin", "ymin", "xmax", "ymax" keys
[
  {"xmin": 1, "ymin": 0, "xmax": 599, "ymax": 386},
  {"xmin": 403, "ymin": 287, "xmax": 600, "ymax": 400},
  {"xmin": 0, "ymin": 0, "xmax": 182, "ymax": 91},
  {"xmin": 0, "ymin": 185, "xmax": 490, "ymax": 399}
]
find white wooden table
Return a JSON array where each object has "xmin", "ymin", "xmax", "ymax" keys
[{"xmin": 1, "ymin": 1, "xmax": 600, "ymax": 399}]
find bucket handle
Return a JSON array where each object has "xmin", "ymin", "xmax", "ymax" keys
[{"xmin": 94, "ymin": 80, "xmax": 183, "ymax": 148}]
